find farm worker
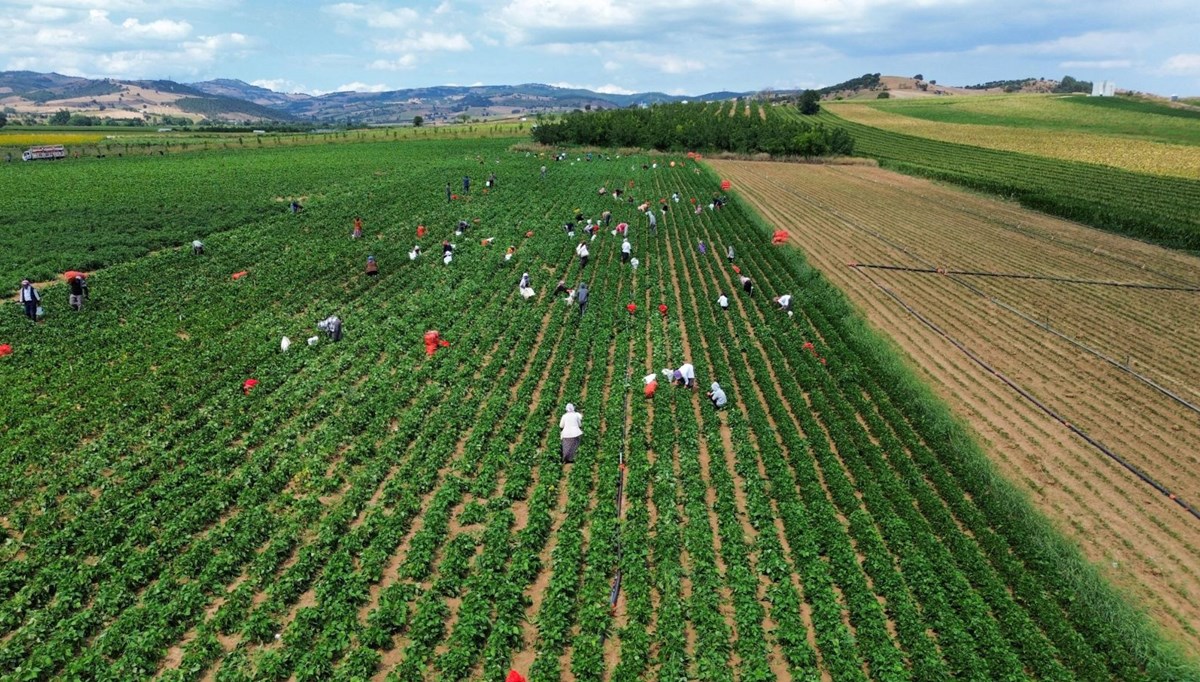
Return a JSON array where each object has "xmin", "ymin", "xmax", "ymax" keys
[
  {"xmin": 726, "ymin": 245, "xmax": 735, "ymax": 263},
  {"xmin": 352, "ymin": 216, "xmax": 363, "ymax": 239},
  {"xmin": 424, "ymin": 330, "xmax": 450, "ymax": 357},
  {"xmin": 576, "ymin": 282, "xmax": 589, "ymax": 316},
  {"xmin": 487, "ymin": 172, "xmax": 497, "ymax": 188},
  {"xmin": 456, "ymin": 220, "xmax": 469, "ymax": 236},
  {"xmin": 525, "ymin": 230, "xmax": 534, "ymax": 238},
  {"xmin": 707, "ymin": 382, "xmax": 727, "ymax": 409},
  {"xmin": 564, "ymin": 222, "xmax": 576, "ymax": 239},
  {"xmin": 772, "ymin": 230, "xmax": 788, "ymax": 244},
  {"xmin": 616, "ymin": 222, "xmax": 628, "ymax": 236},
  {"xmin": 626, "ymin": 303, "xmax": 638, "ymax": 315},
  {"xmin": 446, "ymin": 184, "xmax": 452, "ymax": 203},
  {"xmin": 658, "ymin": 304, "xmax": 668, "ymax": 318},
  {"xmin": 462, "ymin": 175, "xmax": 470, "ymax": 193},
  {"xmin": 519, "ymin": 272, "xmax": 531, "ymax": 289},
  {"xmin": 281, "ymin": 336, "xmax": 292, "ymax": 352},
  {"xmin": 717, "ymin": 292, "xmax": 729, "ymax": 311},
  {"xmin": 290, "ymin": 200, "xmax": 301, "ymax": 213},
  {"xmin": 417, "ymin": 224, "xmax": 427, "ymax": 239},
  {"xmin": 507, "ymin": 671, "xmax": 527, "ymax": 682},
  {"xmin": 621, "ymin": 238, "xmax": 632, "ymax": 263},
  {"xmin": 443, "ymin": 253, "xmax": 453, "ymax": 265},
  {"xmin": 661, "ymin": 203, "xmax": 669, "ymax": 216},
  {"xmin": 630, "ymin": 257, "xmax": 640, "ymax": 270},
  {"xmin": 318, "ymin": 315, "xmax": 343, "ymax": 341},
  {"xmin": 18, "ymin": 280, "xmax": 40, "ymax": 321},
  {"xmin": 697, "ymin": 241, "xmax": 706, "ymax": 254},
  {"xmin": 442, "ymin": 240, "xmax": 454, "ymax": 256},
  {"xmin": 577, "ymin": 241, "xmax": 590, "ymax": 269},
  {"xmin": 643, "ymin": 373, "xmax": 659, "ymax": 399},
  {"xmin": 0, "ymin": 344, "xmax": 12, "ymax": 357},
  {"xmin": 554, "ymin": 280, "xmax": 568, "ymax": 296},
  {"xmin": 242, "ymin": 378, "xmax": 258, "ymax": 395},
  {"xmin": 67, "ymin": 273, "xmax": 87, "ymax": 311},
  {"xmin": 601, "ymin": 210, "xmax": 612, "ymax": 226},
  {"xmin": 540, "ymin": 165, "xmax": 547, "ymax": 179},
  {"xmin": 231, "ymin": 270, "xmax": 248, "ymax": 281},
  {"xmin": 505, "ymin": 245, "xmax": 516, "ymax": 262},
  {"xmin": 740, "ymin": 275, "xmax": 753, "ymax": 297},
  {"xmin": 676, "ymin": 363, "xmax": 696, "ymax": 388},
  {"xmin": 366, "ymin": 255, "xmax": 379, "ymax": 276},
  {"xmin": 694, "ymin": 205, "xmax": 703, "ymax": 215},
  {"xmin": 773, "ymin": 294, "xmax": 792, "ymax": 312},
  {"xmin": 646, "ymin": 210, "xmax": 657, "ymax": 235},
  {"xmin": 481, "ymin": 237, "xmax": 495, "ymax": 246},
  {"xmin": 409, "ymin": 245, "xmax": 422, "ymax": 261},
  {"xmin": 559, "ymin": 404, "xmax": 583, "ymax": 464},
  {"xmin": 192, "ymin": 239, "xmax": 205, "ymax": 255}
]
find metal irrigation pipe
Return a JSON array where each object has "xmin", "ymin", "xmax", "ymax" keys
[{"xmin": 848, "ymin": 263, "xmax": 1200, "ymax": 293}]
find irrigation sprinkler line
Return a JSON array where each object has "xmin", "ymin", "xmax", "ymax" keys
[
  {"xmin": 848, "ymin": 263, "xmax": 1200, "ymax": 293},
  {"xmin": 736, "ymin": 164, "xmax": 1200, "ymax": 417},
  {"xmin": 853, "ymin": 266, "xmax": 1200, "ymax": 523}
]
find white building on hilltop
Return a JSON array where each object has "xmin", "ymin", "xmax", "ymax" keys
[{"xmin": 1091, "ymin": 80, "xmax": 1116, "ymax": 97}]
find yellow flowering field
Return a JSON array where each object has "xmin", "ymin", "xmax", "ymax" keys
[{"xmin": 0, "ymin": 131, "xmax": 109, "ymax": 147}]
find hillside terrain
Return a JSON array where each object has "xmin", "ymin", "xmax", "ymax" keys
[{"xmin": 0, "ymin": 71, "xmax": 740, "ymax": 125}]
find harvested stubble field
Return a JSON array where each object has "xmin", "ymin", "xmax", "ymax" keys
[{"xmin": 712, "ymin": 158, "xmax": 1200, "ymax": 654}]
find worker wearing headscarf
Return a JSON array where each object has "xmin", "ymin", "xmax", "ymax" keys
[
  {"xmin": 707, "ymin": 382, "xmax": 728, "ymax": 409},
  {"xmin": 559, "ymin": 404, "xmax": 583, "ymax": 464}
]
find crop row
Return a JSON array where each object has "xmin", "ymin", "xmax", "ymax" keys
[{"xmin": 807, "ymin": 109, "xmax": 1200, "ymax": 251}]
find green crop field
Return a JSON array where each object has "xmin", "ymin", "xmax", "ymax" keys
[
  {"xmin": 809, "ymin": 108, "xmax": 1200, "ymax": 251},
  {"xmin": 0, "ymin": 138, "xmax": 1195, "ymax": 681},
  {"xmin": 854, "ymin": 94, "xmax": 1200, "ymax": 146}
]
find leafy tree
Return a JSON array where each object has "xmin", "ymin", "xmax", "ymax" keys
[
  {"xmin": 412, "ymin": 115, "xmax": 424, "ymax": 127},
  {"xmin": 913, "ymin": 74, "xmax": 924, "ymax": 81},
  {"xmin": 1053, "ymin": 75, "xmax": 1092, "ymax": 94},
  {"xmin": 877, "ymin": 91, "xmax": 891, "ymax": 99},
  {"xmin": 0, "ymin": 112, "xmax": 6, "ymax": 129},
  {"xmin": 50, "ymin": 109, "xmax": 71, "ymax": 125},
  {"xmin": 798, "ymin": 90, "xmax": 821, "ymax": 115}
]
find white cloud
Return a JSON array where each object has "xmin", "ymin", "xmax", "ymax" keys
[
  {"xmin": 1059, "ymin": 59, "xmax": 1132, "ymax": 69},
  {"xmin": 369, "ymin": 55, "xmax": 419, "ymax": 70},
  {"xmin": 973, "ymin": 31, "xmax": 1147, "ymax": 58},
  {"xmin": 335, "ymin": 81, "xmax": 391, "ymax": 92},
  {"xmin": 119, "ymin": 17, "xmax": 192, "ymax": 40},
  {"xmin": 550, "ymin": 81, "xmax": 636, "ymax": 95},
  {"xmin": 378, "ymin": 32, "xmax": 472, "ymax": 53},
  {"xmin": 1161, "ymin": 53, "xmax": 1200, "ymax": 75},
  {"xmin": 322, "ymin": 3, "xmax": 419, "ymax": 29}
]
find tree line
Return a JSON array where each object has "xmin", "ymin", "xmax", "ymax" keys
[{"xmin": 530, "ymin": 102, "xmax": 854, "ymax": 158}]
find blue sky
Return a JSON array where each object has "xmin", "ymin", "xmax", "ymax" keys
[{"xmin": 0, "ymin": 0, "xmax": 1197, "ymax": 97}]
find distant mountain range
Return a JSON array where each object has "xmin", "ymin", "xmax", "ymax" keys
[{"xmin": 0, "ymin": 71, "xmax": 746, "ymax": 125}]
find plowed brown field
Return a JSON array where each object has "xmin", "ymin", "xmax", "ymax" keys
[{"xmin": 711, "ymin": 159, "xmax": 1200, "ymax": 652}]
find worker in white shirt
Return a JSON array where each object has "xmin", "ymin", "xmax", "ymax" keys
[{"xmin": 559, "ymin": 403, "xmax": 583, "ymax": 464}]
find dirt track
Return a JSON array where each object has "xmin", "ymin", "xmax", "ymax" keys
[{"xmin": 711, "ymin": 159, "xmax": 1200, "ymax": 652}]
